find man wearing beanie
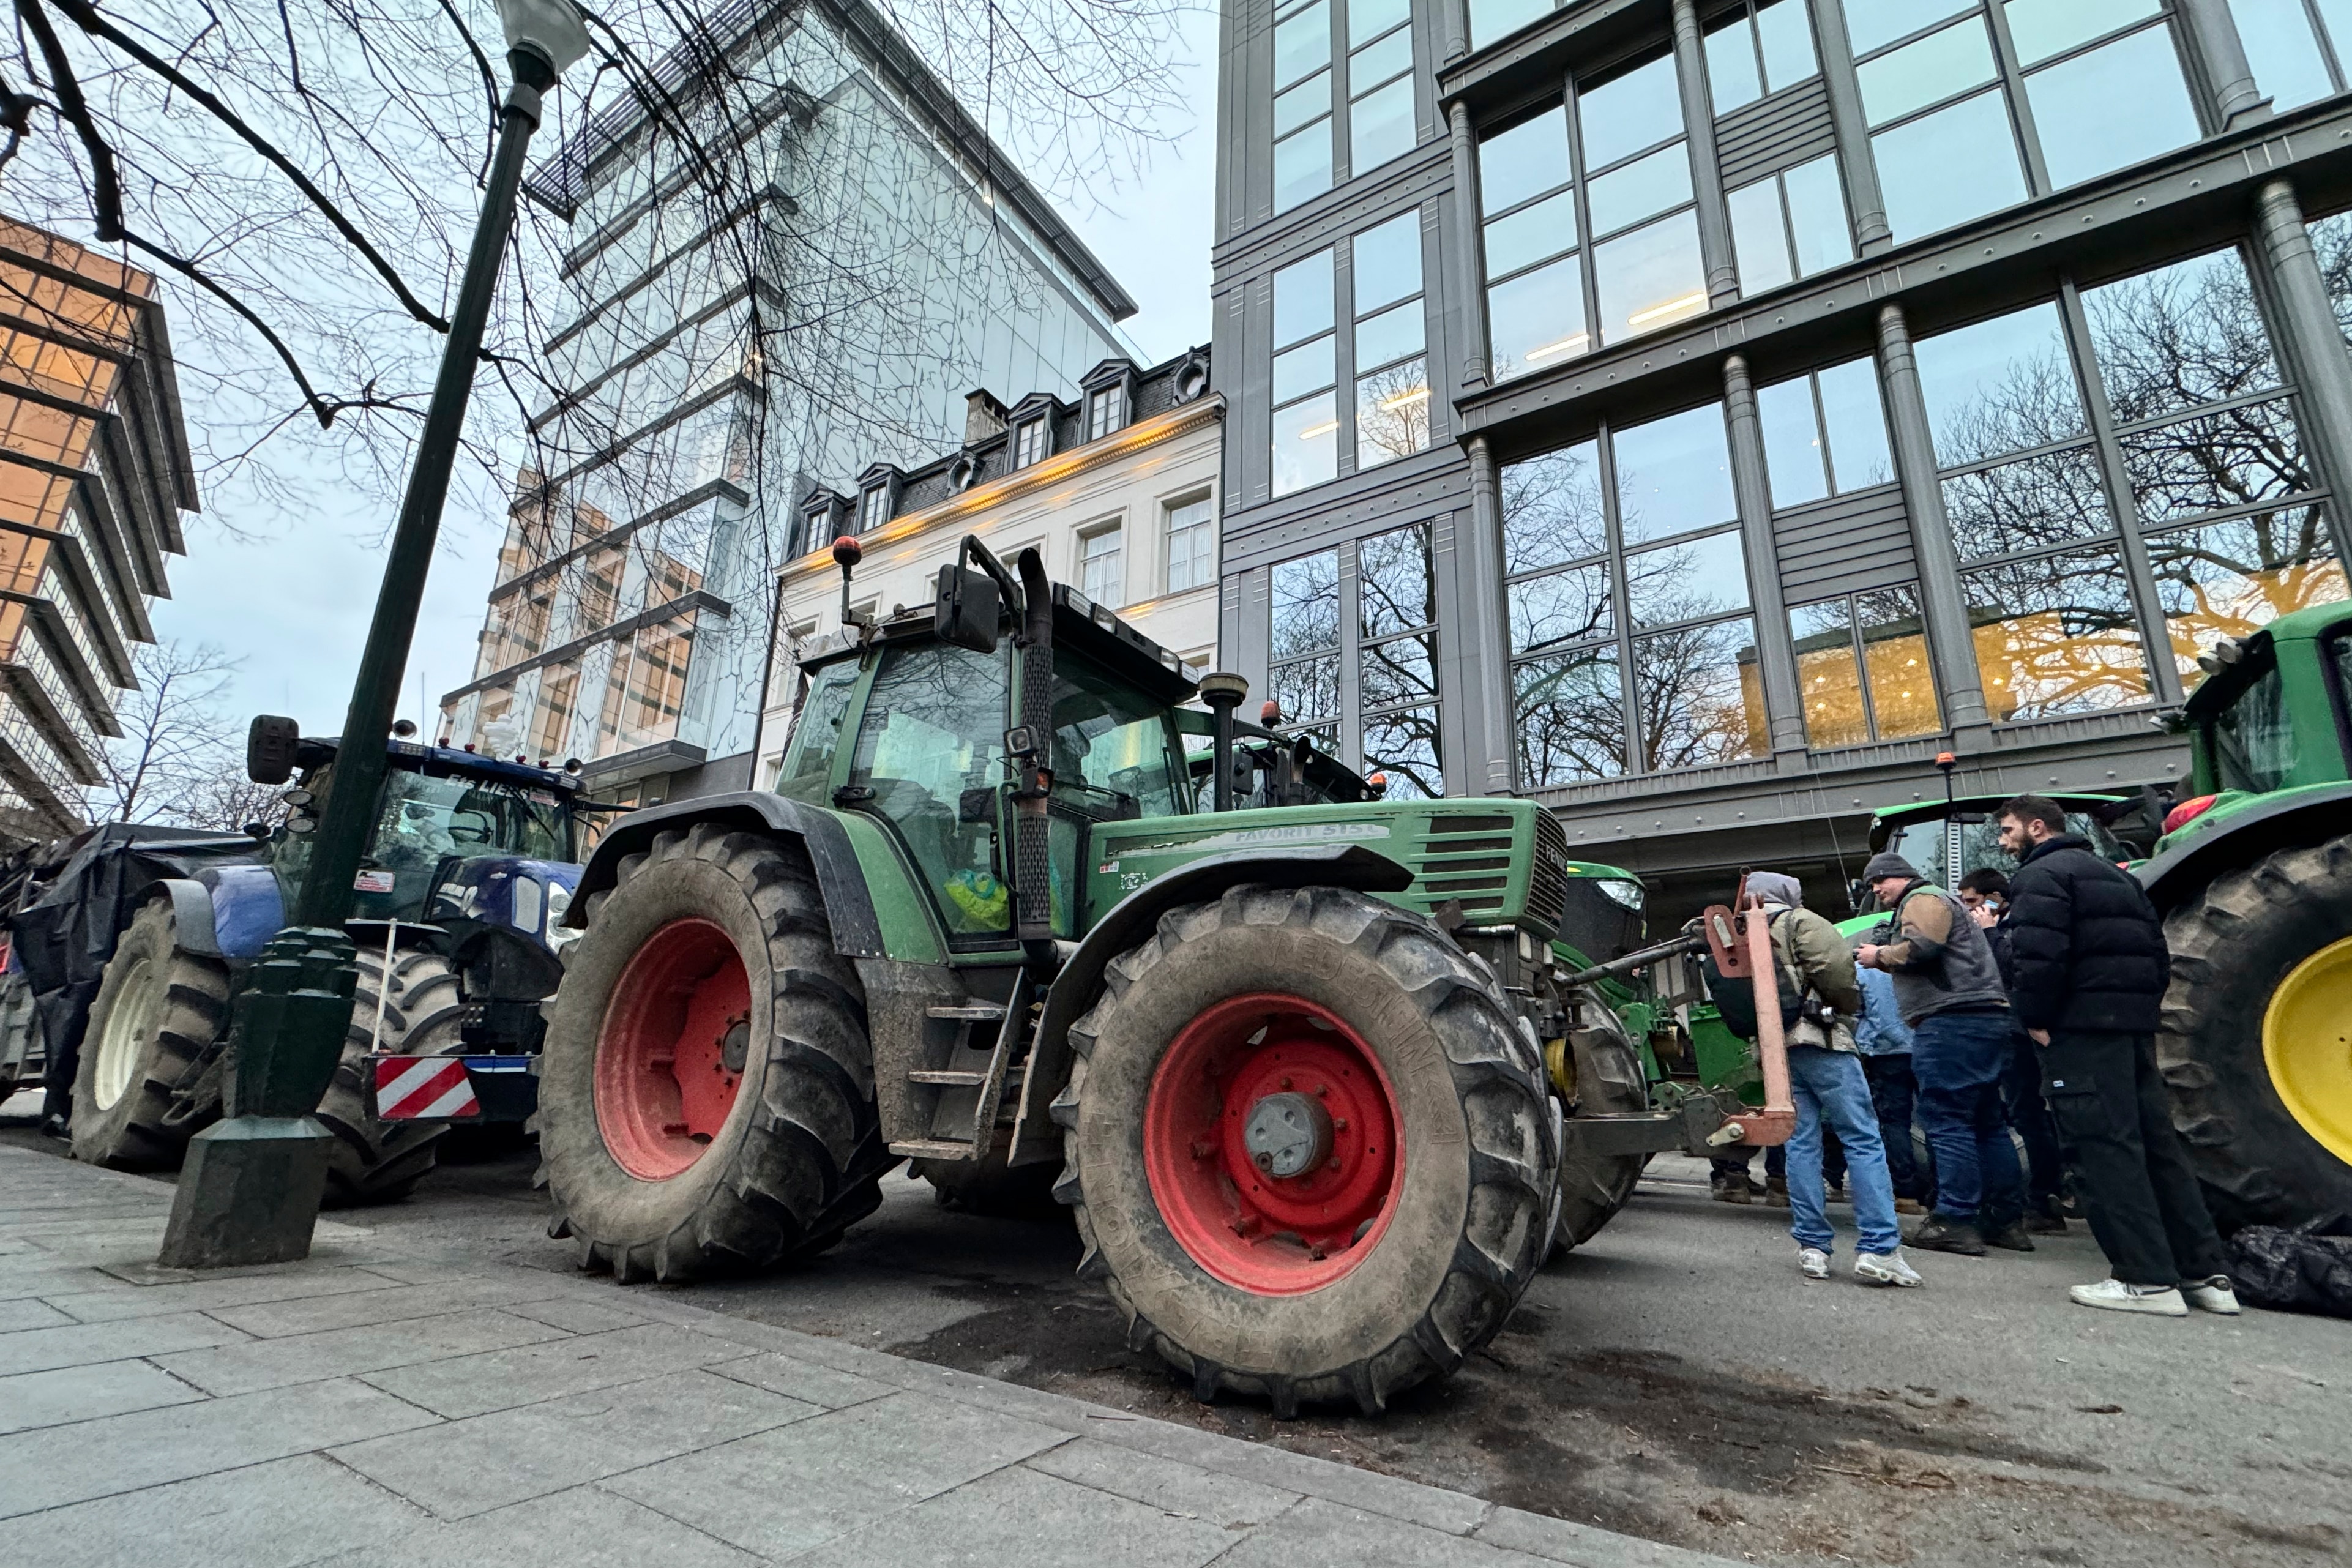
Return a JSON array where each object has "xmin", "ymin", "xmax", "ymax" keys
[{"xmin": 1856, "ymin": 851, "xmax": 2031, "ymax": 1256}]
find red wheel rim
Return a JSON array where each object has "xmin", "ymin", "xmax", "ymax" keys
[
  {"xmin": 593, "ymin": 918, "xmax": 750, "ymax": 1180},
  {"xmin": 1143, "ymin": 992, "xmax": 1403, "ymax": 1295}
]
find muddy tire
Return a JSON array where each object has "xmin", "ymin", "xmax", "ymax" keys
[
  {"xmin": 537, "ymin": 825, "xmax": 889, "ymax": 1282},
  {"xmin": 315, "ymin": 948, "xmax": 468, "ymax": 1206},
  {"xmin": 1054, "ymin": 884, "xmax": 1557, "ymax": 1416},
  {"xmin": 2159, "ymin": 833, "xmax": 2352, "ymax": 1231},
  {"xmin": 1552, "ymin": 1004, "xmax": 1651, "ymax": 1255},
  {"xmin": 70, "ymin": 900, "xmax": 226, "ymax": 1170}
]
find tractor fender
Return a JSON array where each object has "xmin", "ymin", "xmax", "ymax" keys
[
  {"xmin": 147, "ymin": 865, "xmax": 285, "ymax": 963},
  {"xmin": 149, "ymin": 878, "xmax": 228, "ymax": 960},
  {"xmin": 1005, "ymin": 843, "xmax": 1417, "ymax": 1166},
  {"xmin": 2134, "ymin": 782, "xmax": 2352, "ymax": 914},
  {"xmin": 566, "ymin": 791, "xmax": 884, "ymax": 957}
]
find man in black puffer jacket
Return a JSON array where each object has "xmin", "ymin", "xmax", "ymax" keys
[{"xmin": 1999, "ymin": 795, "xmax": 2236, "ymax": 1318}]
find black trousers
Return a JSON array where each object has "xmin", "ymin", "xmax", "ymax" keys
[
  {"xmin": 2003, "ymin": 1026, "xmax": 2064, "ymax": 1206},
  {"xmin": 1861, "ymin": 1053, "xmax": 1925, "ymax": 1201},
  {"xmin": 2040, "ymin": 1029, "xmax": 2228, "ymax": 1287}
]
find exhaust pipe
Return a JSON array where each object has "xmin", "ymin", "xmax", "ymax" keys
[{"xmin": 1197, "ymin": 672, "xmax": 1247, "ymax": 813}]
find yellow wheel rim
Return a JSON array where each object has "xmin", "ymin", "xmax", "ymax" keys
[{"xmin": 2263, "ymin": 933, "xmax": 2352, "ymax": 1165}]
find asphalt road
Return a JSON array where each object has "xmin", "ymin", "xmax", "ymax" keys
[{"xmin": 4, "ymin": 1094, "xmax": 2343, "ymax": 1568}]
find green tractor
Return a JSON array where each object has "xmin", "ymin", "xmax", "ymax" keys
[
  {"xmin": 535, "ymin": 536, "xmax": 1780, "ymax": 1413},
  {"xmin": 2140, "ymin": 602, "xmax": 2352, "ymax": 1230}
]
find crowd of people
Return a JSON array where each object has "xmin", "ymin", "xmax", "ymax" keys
[{"xmin": 1706, "ymin": 795, "xmax": 2239, "ymax": 1318}]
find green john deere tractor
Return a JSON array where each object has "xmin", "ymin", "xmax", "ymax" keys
[
  {"xmin": 2138, "ymin": 602, "xmax": 2352, "ymax": 1230},
  {"xmin": 534, "ymin": 536, "xmax": 1774, "ymax": 1413}
]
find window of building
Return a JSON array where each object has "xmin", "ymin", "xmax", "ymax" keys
[
  {"xmin": 597, "ymin": 614, "xmax": 696, "ymax": 755},
  {"xmin": 1703, "ymin": 0, "xmax": 1820, "ymax": 115},
  {"xmin": 1081, "ymin": 523, "xmax": 1124, "ymax": 607},
  {"xmin": 1271, "ymin": 250, "xmax": 1340, "ymax": 496},
  {"xmin": 1088, "ymin": 379, "xmax": 1127, "ymax": 440},
  {"xmin": 1789, "ymin": 587, "xmax": 1940, "ymax": 747},
  {"xmin": 1469, "ymin": 0, "xmax": 1559, "ymax": 49},
  {"xmin": 1275, "ymin": 0, "xmax": 1420, "ymax": 212},
  {"xmin": 529, "ymin": 664, "xmax": 580, "ymax": 760},
  {"xmin": 1269, "ymin": 548, "xmax": 1342, "ymax": 741},
  {"xmin": 1756, "ymin": 355, "xmax": 1894, "ymax": 509},
  {"xmin": 1358, "ymin": 522, "xmax": 1443, "ymax": 796},
  {"xmin": 2314, "ymin": 210, "xmax": 2352, "ymax": 353},
  {"xmin": 1352, "ymin": 211, "xmax": 1428, "ymax": 467},
  {"xmin": 1914, "ymin": 246, "xmax": 2346, "ymax": 717},
  {"xmin": 1479, "ymin": 108, "xmax": 1586, "ymax": 380},
  {"xmin": 1348, "ymin": 0, "xmax": 1417, "ymax": 174},
  {"xmin": 1850, "ymin": 1, "xmax": 2197, "ymax": 244},
  {"xmin": 1165, "ymin": 495, "xmax": 1216, "ymax": 592},
  {"xmin": 2231, "ymin": 0, "xmax": 2352, "ymax": 111},
  {"xmin": 1727, "ymin": 154, "xmax": 1851, "ymax": 294},
  {"xmin": 858, "ymin": 483, "xmax": 891, "ymax": 532},
  {"xmin": 1015, "ymin": 416, "xmax": 1048, "ymax": 468},
  {"xmin": 1274, "ymin": 0, "xmax": 1335, "ymax": 212},
  {"xmin": 1504, "ymin": 403, "xmax": 1764, "ymax": 786}
]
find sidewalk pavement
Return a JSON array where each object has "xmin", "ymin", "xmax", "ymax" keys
[{"xmin": 0, "ymin": 1144, "xmax": 1732, "ymax": 1568}]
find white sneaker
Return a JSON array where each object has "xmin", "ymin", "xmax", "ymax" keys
[
  {"xmin": 2183, "ymin": 1275, "xmax": 2241, "ymax": 1315},
  {"xmin": 2069, "ymin": 1277, "xmax": 2187, "ymax": 1316},
  {"xmin": 1797, "ymin": 1246, "xmax": 1831, "ymax": 1280},
  {"xmin": 1855, "ymin": 1249, "xmax": 1924, "ymax": 1288}
]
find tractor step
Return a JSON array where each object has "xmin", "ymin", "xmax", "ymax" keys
[
  {"xmin": 926, "ymin": 1004, "xmax": 1007, "ymax": 1021},
  {"xmin": 908, "ymin": 1069, "xmax": 988, "ymax": 1086},
  {"xmin": 889, "ymin": 1137, "xmax": 980, "ymax": 1159}
]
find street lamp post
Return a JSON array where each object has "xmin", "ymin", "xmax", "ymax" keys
[{"xmin": 159, "ymin": 0, "xmax": 593, "ymax": 1269}]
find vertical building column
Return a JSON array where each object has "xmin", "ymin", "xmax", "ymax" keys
[
  {"xmin": 1875, "ymin": 302, "xmax": 1991, "ymax": 731},
  {"xmin": 2250, "ymin": 177, "xmax": 2352, "ymax": 564},
  {"xmin": 1721, "ymin": 355, "xmax": 1806, "ymax": 755},
  {"xmin": 1464, "ymin": 435, "xmax": 1517, "ymax": 794},
  {"xmin": 1441, "ymin": 0, "xmax": 1469, "ymax": 62},
  {"xmin": 1447, "ymin": 101, "xmax": 1490, "ymax": 393},
  {"xmin": 2173, "ymin": 0, "xmax": 2271, "ymax": 130},
  {"xmin": 1670, "ymin": 0, "xmax": 1739, "ymax": 305},
  {"xmin": 1807, "ymin": 0, "xmax": 1891, "ymax": 253}
]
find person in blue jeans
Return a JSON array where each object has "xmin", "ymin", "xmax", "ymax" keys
[
  {"xmin": 1856, "ymin": 853, "xmax": 2029, "ymax": 1256},
  {"xmin": 1853, "ymin": 950, "xmax": 1928, "ymax": 1214},
  {"xmin": 1747, "ymin": 872, "xmax": 1923, "ymax": 1288}
]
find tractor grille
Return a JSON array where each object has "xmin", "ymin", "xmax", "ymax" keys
[
  {"xmin": 1527, "ymin": 810, "xmax": 1569, "ymax": 930},
  {"xmin": 1418, "ymin": 815, "xmax": 1518, "ymax": 917}
]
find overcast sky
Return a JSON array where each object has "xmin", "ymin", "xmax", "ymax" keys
[{"xmin": 157, "ymin": 10, "xmax": 1221, "ymax": 743}]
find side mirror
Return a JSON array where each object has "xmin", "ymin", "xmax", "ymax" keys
[
  {"xmin": 241, "ymin": 821, "xmax": 270, "ymax": 841},
  {"xmin": 933, "ymin": 564, "xmax": 1001, "ymax": 653},
  {"xmin": 1846, "ymin": 877, "xmax": 1869, "ymax": 915},
  {"xmin": 247, "ymin": 714, "xmax": 300, "ymax": 785}
]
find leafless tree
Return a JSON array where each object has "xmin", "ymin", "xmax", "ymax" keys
[{"xmin": 86, "ymin": 638, "xmax": 252, "ymax": 826}]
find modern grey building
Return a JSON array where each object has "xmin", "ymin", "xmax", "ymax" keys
[
  {"xmin": 1211, "ymin": 0, "xmax": 2352, "ymax": 916},
  {"xmin": 438, "ymin": 0, "xmax": 1135, "ymax": 804}
]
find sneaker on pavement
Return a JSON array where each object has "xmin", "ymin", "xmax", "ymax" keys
[
  {"xmin": 1894, "ymin": 1197, "xmax": 1926, "ymax": 1216},
  {"xmin": 1908, "ymin": 1215, "xmax": 1987, "ymax": 1256},
  {"xmin": 2070, "ymin": 1277, "xmax": 2187, "ymax": 1316},
  {"xmin": 2183, "ymin": 1275, "xmax": 2241, "ymax": 1315},
  {"xmin": 1982, "ymin": 1220, "xmax": 2036, "ymax": 1252},
  {"xmin": 1798, "ymin": 1247, "xmax": 1831, "ymax": 1280},
  {"xmin": 1856, "ymin": 1250, "xmax": 1924, "ymax": 1288}
]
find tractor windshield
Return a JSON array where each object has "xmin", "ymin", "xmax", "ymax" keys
[
  {"xmin": 1050, "ymin": 651, "xmax": 1188, "ymax": 819},
  {"xmin": 360, "ymin": 769, "xmax": 571, "ymax": 921},
  {"xmin": 2205, "ymin": 652, "xmax": 2298, "ymax": 794},
  {"xmin": 1884, "ymin": 808, "xmax": 2127, "ymax": 887}
]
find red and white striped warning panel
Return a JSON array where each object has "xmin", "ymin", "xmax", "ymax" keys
[{"xmin": 374, "ymin": 1056, "xmax": 482, "ymax": 1121}]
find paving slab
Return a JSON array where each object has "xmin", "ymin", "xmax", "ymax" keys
[
  {"xmin": 498, "ymin": 1294, "xmax": 656, "ymax": 1335},
  {"xmin": 1211, "ymin": 1495, "xmax": 1529, "ymax": 1568},
  {"xmin": 0, "ymin": 1309, "xmax": 251, "ymax": 1376},
  {"xmin": 313, "ymin": 1479, "xmax": 765, "ymax": 1568},
  {"xmin": 0, "ymin": 1452, "xmax": 425, "ymax": 1568},
  {"xmin": 1025, "ymin": 1435, "xmax": 1301, "ymax": 1529},
  {"xmin": 151, "ymin": 1307, "xmax": 578, "ymax": 1395},
  {"xmin": 39, "ymin": 1264, "xmax": 403, "ymax": 1324},
  {"xmin": 331, "ymin": 1365, "xmax": 822, "ymax": 1519},
  {"xmin": 357, "ymin": 1320, "xmax": 753, "ymax": 1418},
  {"xmin": 204, "ymin": 1277, "xmax": 547, "ymax": 1338},
  {"xmin": 602, "ymin": 1389, "xmax": 1072, "ymax": 1559},
  {"xmin": 0, "ymin": 1357, "xmax": 206, "ymax": 1435},
  {"xmin": 0, "ymin": 1296, "xmax": 73, "ymax": 1332},
  {"xmin": 791, "ymin": 1459, "xmax": 1243, "ymax": 1568},
  {"xmin": 0, "ymin": 1376, "xmax": 441, "ymax": 1518},
  {"xmin": 705, "ymin": 1348, "xmax": 900, "ymax": 1411}
]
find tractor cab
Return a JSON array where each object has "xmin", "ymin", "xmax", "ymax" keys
[
  {"xmin": 2157, "ymin": 603, "xmax": 2352, "ymax": 853},
  {"xmin": 1851, "ymin": 791, "xmax": 2135, "ymax": 917}
]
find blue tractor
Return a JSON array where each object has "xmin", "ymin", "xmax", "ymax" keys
[{"xmin": 21, "ymin": 720, "xmax": 586, "ymax": 1203}]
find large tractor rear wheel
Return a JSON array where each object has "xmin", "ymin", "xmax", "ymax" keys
[
  {"xmin": 70, "ymin": 899, "xmax": 226, "ymax": 1170},
  {"xmin": 1550, "ymin": 1007, "xmax": 1651, "ymax": 1255},
  {"xmin": 316, "ymin": 947, "xmax": 467, "ymax": 1206},
  {"xmin": 2159, "ymin": 833, "xmax": 2352, "ymax": 1230},
  {"xmin": 537, "ymin": 826, "xmax": 889, "ymax": 1282},
  {"xmin": 1055, "ymin": 884, "xmax": 1556, "ymax": 1416}
]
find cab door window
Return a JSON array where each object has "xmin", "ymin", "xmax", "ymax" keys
[
  {"xmin": 774, "ymin": 659, "xmax": 861, "ymax": 804},
  {"xmin": 846, "ymin": 643, "xmax": 1013, "ymax": 933}
]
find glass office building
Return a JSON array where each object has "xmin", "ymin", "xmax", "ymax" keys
[
  {"xmin": 440, "ymin": 0, "xmax": 1134, "ymax": 799},
  {"xmin": 1212, "ymin": 0, "xmax": 2352, "ymax": 911}
]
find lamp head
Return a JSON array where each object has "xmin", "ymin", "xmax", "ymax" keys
[{"xmin": 494, "ymin": 0, "xmax": 592, "ymax": 77}]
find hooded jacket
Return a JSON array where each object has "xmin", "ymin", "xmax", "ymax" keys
[{"xmin": 2004, "ymin": 833, "xmax": 2170, "ymax": 1033}]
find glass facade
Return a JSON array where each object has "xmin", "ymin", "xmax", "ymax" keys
[
  {"xmin": 1274, "ymin": 0, "xmax": 1420, "ymax": 215},
  {"xmin": 1506, "ymin": 404, "xmax": 1765, "ymax": 784},
  {"xmin": 1358, "ymin": 522, "xmax": 1442, "ymax": 795},
  {"xmin": 1352, "ymin": 211, "xmax": 1430, "ymax": 466}
]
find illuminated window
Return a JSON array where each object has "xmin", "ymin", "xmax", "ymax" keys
[{"xmin": 1789, "ymin": 588, "xmax": 1941, "ymax": 749}]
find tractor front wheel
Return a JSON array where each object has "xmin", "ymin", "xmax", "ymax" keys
[
  {"xmin": 316, "ymin": 947, "xmax": 467, "ymax": 1206},
  {"xmin": 1550, "ymin": 1007, "xmax": 1651, "ymax": 1255},
  {"xmin": 2159, "ymin": 832, "xmax": 2352, "ymax": 1230},
  {"xmin": 70, "ymin": 899, "xmax": 226, "ymax": 1170},
  {"xmin": 1055, "ymin": 884, "xmax": 1556, "ymax": 1416},
  {"xmin": 537, "ymin": 826, "xmax": 889, "ymax": 1282}
]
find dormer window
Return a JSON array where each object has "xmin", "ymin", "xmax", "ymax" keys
[
  {"xmin": 1015, "ymin": 417, "xmax": 1048, "ymax": 468},
  {"xmin": 1088, "ymin": 379, "xmax": 1127, "ymax": 439},
  {"xmin": 858, "ymin": 482, "xmax": 890, "ymax": 532}
]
